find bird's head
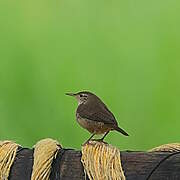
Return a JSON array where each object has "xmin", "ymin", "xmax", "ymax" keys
[{"xmin": 66, "ymin": 91, "xmax": 94, "ymax": 105}]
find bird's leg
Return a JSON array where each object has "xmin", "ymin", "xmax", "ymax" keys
[
  {"xmin": 99, "ymin": 131, "xmax": 110, "ymax": 141},
  {"xmin": 94, "ymin": 131, "xmax": 110, "ymax": 142},
  {"xmin": 82, "ymin": 133, "xmax": 96, "ymax": 145}
]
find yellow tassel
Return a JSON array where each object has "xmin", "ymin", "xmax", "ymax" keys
[
  {"xmin": 149, "ymin": 143, "xmax": 180, "ymax": 152},
  {"xmin": 0, "ymin": 141, "xmax": 18, "ymax": 180},
  {"xmin": 31, "ymin": 138, "xmax": 61, "ymax": 180},
  {"xmin": 81, "ymin": 141, "xmax": 126, "ymax": 180}
]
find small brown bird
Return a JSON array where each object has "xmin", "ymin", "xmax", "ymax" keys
[{"xmin": 66, "ymin": 91, "xmax": 129, "ymax": 144}]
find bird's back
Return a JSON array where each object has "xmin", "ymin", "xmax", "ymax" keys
[{"xmin": 76, "ymin": 95, "xmax": 118, "ymax": 126}]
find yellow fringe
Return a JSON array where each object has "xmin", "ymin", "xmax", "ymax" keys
[
  {"xmin": 81, "ymin": 141, "xmax": 126, "ymax": 180},
  {"xmin": 149, "ymin": 143, "xmax": 180, "ymax": 152},
  {"xmin": 2, "ymin": 138, "xmax": 179, "ymax": 180},
  {"xmin": 31, "ymin": 138, "xmax": 61, "ymax": 180},
  {"xmin": 0, "ymin": 141, "xmax": 18, "ymax": 180}
]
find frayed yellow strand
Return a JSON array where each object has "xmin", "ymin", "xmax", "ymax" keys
[
  {"xmin": 81, "ymin": 141, "xmax": 126, "ymax": 180},
  {"xmin": 31, "ymin": 138, "xmax": 61, "ymax": 180},
  {"xmin": 0, "ymin": 141, "xmax": 18, "ymax": 180},
  {"xmin": 149, "ymin": 143, "xmax": 180, "ymax": 152}
]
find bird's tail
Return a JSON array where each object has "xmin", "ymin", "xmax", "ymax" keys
[{"xmin": 114, "ymin": 126, "xmax": 129, "ymax": 136}]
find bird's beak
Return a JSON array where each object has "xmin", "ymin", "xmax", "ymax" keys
[{"xmin": 65, "ymin": 93, "xmax": 76, "ymax": 96}]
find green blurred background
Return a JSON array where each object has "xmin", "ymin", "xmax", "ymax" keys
[{"xmin": 0, "ymin": 0, "xmax": 179, "ymax": 150}]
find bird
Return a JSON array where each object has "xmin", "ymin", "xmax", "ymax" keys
[{"xmin": 66, "ymin": 91, "xmax": 129, "ymax": 144}]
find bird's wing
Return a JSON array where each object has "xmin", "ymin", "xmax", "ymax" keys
[{"xmin": 77, "ymin": 103, "xmax": 118, "ymax": 125}]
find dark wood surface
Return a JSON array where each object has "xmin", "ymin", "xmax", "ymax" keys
[{"xmin": 8, "ymin": 148, "xmax": 180, "ymax": 180}]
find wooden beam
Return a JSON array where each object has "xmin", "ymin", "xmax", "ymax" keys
[{"xmin": 8, "ymin": 147, "xmax": 180, "ymax": 180}]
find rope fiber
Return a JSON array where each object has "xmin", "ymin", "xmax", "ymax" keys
[
  {"xmin": 0, "ymin": 141, "xmax": 19, "ymax": 180},
  {"xmin": 0, "ymin": 139, "xmax": 180, "ymax": 179},
  {"xmin": 81, "ymin": 141, "xmax": 126, "ymax": 180},
  {"xmin": 31, "ymin": 138, "xmax": 61, "ymax": 180}
]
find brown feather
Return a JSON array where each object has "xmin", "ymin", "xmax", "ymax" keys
[{"xmin": 76, "ymin": 95, "xmax": 118, "ymax": 126}]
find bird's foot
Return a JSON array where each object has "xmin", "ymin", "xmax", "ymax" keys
[
  {"xmin": 82, "ymin": 140, "xmax": 91, "ymax": 146},
  {"xmin": 82, "ymin": 138, "xmax": 108, "ymax": 146},
  {"xmin": 91, "ymin": 138, "xmax": 108, "ymax": 144}
]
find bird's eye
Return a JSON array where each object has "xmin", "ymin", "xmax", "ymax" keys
[{"xmin": 80, "ymin": 94, "xmax": 83, "ymax": 97}]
